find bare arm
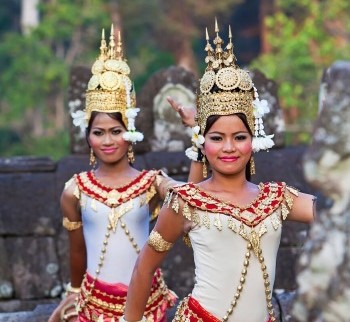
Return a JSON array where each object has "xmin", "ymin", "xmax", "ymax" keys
[
  {"xmin": 60, "ymin": 183, "xmax": 86, "ymax": 287},
  {"xmin": 167, "ymin": 97, "xmax": 205, "ymax": 184},
  {"xmin": 287, "ymin": 191, "xmax": 316, "ymax": 224},
  {"xmin": 49, "ymin": 182, "xmax": 86, "ymax": 322},
  {"xmin": 124, "ymin": 202, "xmax": 186, "ymax": 320}
]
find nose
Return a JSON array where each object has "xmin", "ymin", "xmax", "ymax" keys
[
  {"xmin": 222, "ymin": 139, "xmax": 235, "ymax": 152},
  {"xmin": 102, "ymin": 133, "xmax": 113, "ymax": 145}
]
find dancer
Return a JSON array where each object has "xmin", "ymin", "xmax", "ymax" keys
[
  {"xmin": 49, "ymin": 25, "xmax": 185, "ymax": 322},
  {"xmin": 122, "ymin": 20, "xmax": 315, "ymax": 322}
]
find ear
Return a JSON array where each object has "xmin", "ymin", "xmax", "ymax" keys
[
  {"xmin": 200, "ymin": 147, "xmax": 205, "ymax": 157},
  {"xmin": 86, "ymin": 139, "xmax": 91, "ymax": 148}
]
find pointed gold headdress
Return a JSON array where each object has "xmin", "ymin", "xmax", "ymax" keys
[
  {"xmin": 71, "ymin": 25, "xmax": 143, "ymax": 143},
  {"xmin": 186, "ymin": 19, "xmax": 274, "ymax": 161}
]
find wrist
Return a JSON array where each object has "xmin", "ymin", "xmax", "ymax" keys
[
  {"xmin": 120, "ymin": 315, "xmax": 146, "ymax": 322},
  {"xmin": 183, "ymin": 120, "xmax": 196, "ymax": 127},
  {"xmin": 66, "ymin": 282, "xmax": 81, "ymax": 294}
]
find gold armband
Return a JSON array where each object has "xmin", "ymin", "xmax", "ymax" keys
[
  {"xmin": 148, "ymin": 230, "xmax": 173, "ymax": 252},
  {"xmin": 62, "ymin": 217, "xmax": 82, "ymax": 231},
  {"xmin": 120, "ymin": 316, "xmax": 146, "ymax": 322}
]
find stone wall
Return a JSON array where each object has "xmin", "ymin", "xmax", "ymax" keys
[{"xmin": 0, "ymin": 147, "xmax": 326, "ymax": 321}]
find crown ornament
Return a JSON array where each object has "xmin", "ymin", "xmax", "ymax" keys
[
  {"xmin": 185, "ymin": 19, "xmax": 274, "ymax": 162},
  {"xmin": 71, "ymin": 25, "xmax": 143, "ymax": 143}
]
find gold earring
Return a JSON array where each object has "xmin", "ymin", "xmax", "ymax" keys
[
  {"xmin": 202, "ymin": 155, "xmax": 207, "ymax": 178},
  {"xmin": 89, "ymin": 148, "xmax": 97, "ymax": 168},
  {"xmin": 250, "ymin": 156, "xmax": 256, "ymax": 175},
  {"xmin": 128, "ymin": 145, "xmax": 135, "ymax": 164}
]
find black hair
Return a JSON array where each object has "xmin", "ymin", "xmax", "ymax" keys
[{"xmin": 86, "ymin": 111, "xmax": 126, "ymax": 134}]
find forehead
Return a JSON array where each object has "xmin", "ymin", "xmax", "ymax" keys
[
  {"xmin": 208, "ymin": 115, "xmax": 248, "ymax": 132},
  {"xmin": 91, "ymin": 113, "xmax": 123, "ymax": 127}
]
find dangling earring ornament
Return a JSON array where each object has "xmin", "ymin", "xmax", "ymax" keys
[
  {"xmin": 89, "ymin": 148, "xmax": 97, "ymax": 168},
  {"xmin": 128, "ymin": 145, "xmax": 135, "ymax": 164},
  {"xmin": 202, "ymin": 155, "xmax": 208, "ymax": 178},
  {"xmin": 250, "ymin": 156, "xmax": 256, "ymax": 176}
]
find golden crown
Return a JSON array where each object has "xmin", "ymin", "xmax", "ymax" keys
[
  {"xmin": 85, "ymin": 25, "xmax": 136, "ymax": 127},
  {"xmin": 197, "ymin": 19, "xmax": 255, "ymax": 134}
]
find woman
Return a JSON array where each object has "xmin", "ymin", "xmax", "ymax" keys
[
  {"xmin": 121, "ymin": 22, "xmax": 315, "ymax": 322},
  {"xmin": 48, "ymin": 26, "xmax": 196, "ymax": 322}
]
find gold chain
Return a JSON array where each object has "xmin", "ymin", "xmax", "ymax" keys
[
  {"xmin": 222, "ymin": 242, "xmax": 275, "ymax": 321},
  {"xmin": 77, "ymin": 217, "xmax": 140, "ymax": 314}
]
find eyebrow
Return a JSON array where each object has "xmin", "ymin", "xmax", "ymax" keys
[
  {"xmin": 207, "ymin": 130, "xmax": 249, "ymax": 135},
  {"xmin": 91, "ymin": 125, "xmax": 124, "ymax": 130}
]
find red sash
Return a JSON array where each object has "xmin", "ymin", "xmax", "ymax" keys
[
  {"xmin": 174, "ymin": 296, "xmax": 273, "ymax": 322},
  {"xmin": 77, "ymin": 268, "xmax": 176, "ymax": 322}
]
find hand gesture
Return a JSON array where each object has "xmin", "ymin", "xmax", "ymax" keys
[
  {"xmin": 48, "ymin": 293, "xmax": 78, "ymax": 322},
  {"xmin": 167, "ymin": 96, "xmax": 196, "ymax": 127}
]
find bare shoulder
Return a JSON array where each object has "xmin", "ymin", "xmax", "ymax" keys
[
  {"xmin": 287, "ymin": 190, "xmax": 316, "ymax": 224},
  {"xmin": 60, "ymin": 175, "xmax": 80, "ymax": 220}
]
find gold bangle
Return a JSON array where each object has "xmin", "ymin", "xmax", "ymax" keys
[
  {"xmin": 66, "ymin": 282, "xmax": 81, "ymax": 294},
  {"xmin": 62, "ymin": 217, "xmax": 82, "ymax": 231},
  {"xmin": 148, "ymin": 230, "xmax": 173, "ymax": 252},
  {"xmin": 120, "ymin": 315, "xmax": 146, "ymax": 322}
]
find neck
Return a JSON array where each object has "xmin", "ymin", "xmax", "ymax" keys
[
  {"xmin": 95, "ymin": 158, "xmax": 136, "ymax": 178},
  {"xmin": 208, "ymin": 170, "xmax": 248, "ymax": 192}
]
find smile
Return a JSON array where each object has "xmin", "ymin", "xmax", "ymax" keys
[
  {"xmin": 101, "ymin": 148, "xmax": 117, "ymax": 154},
  {"xmin": 219, "ymin": 156, "xmax": 238, "ymax": 162}
]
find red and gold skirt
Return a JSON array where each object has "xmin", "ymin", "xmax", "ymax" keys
[
  {"xmin": 173, "ymin": 296, "xmax": 273, "ymax": 322},
  {"xmin": 76, "ymin": 268, "xmax": 177, "ymax": 322}
]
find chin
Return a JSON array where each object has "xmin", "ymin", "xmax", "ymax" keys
[{"xmin": 213, "ymin": 166, "xmax": 246, "ymax": 176}]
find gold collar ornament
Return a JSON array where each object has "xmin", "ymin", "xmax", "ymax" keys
[
  {"xmin": 71, "ymin": 25, "xmax": 144, "ymax": 143},
  {"xmin": 185, "ymin": 19, "xmax": 274, "ymax": 162}
]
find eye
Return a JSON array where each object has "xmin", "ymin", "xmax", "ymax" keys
[
  {"xmin": 235, "ymin": 134, "xmax": 248, "ymax": 141},
  {"xmin": 208, "ymin": 135, "xmax": 222, "ymax": 141},
  {"xmin": 92, "ymin": 130, "xmax": 103, "ymax": 136},
  {"xmin": 112, "ymin": 129, "xmax": 123, "ymax": 135}
]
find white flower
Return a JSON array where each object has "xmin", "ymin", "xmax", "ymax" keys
[
  {"xmin": 191, "ymin": 125, "xmax": 205, "ymax": 148},
  {"xmin": 127, "ymin": 119, "xmax": 136, "ymax": 131},
  {"xmin": 71, "ymin": 110, "xmax": 88, "ymax": 133},
  {"xmin": 253, "ymin": 99, "xmax": 270, "ymax": 118},
  {"xmin": 252, "ymin": 135, "xmax": 275, "ymax": 152},
  {"xmin": 125, "ymin": 107, "xmax": 140, "ymax": 119},
  {"xmin": 123, "ymin": 131, "xmax": 144, "ymax": 143},
  {"xmin": 185, "ymin": 146, "xmax": 199, "ymax": 161}
]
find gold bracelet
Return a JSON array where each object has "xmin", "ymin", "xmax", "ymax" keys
[
  {"xmin": 66, "ymin": 282, "xmax": 81, "ymax": 294},
  {"xmin": 62, "ymin": 217, "xmax": 83, "ymax": 231},
  {"xmin": 120, "ymin": 315, "xmax": 146, "ymax": 322},
  {"xmin": 148, "ymin": 230, "xmax": 173, "ymax": 252}
]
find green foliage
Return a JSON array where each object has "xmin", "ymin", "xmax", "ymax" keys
[
  {"xmin": 1, "ymin": 130, "xmax": 70, "ymax": 160},
  {"xmin": 0, "ymin": 32, "xmax": 68, "ymax": 122},
  {"xmin": 251, "ymin": 0, "xmax": 350, "ymax": 127}
]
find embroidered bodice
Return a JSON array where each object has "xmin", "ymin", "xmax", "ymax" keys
[
  {"xmin": 164, "ymin": 182, "xmax": 298, "ymax": 322},
  {"xmin": 69, "ymin": 170, "xmax": 160, "ymax": 285}
]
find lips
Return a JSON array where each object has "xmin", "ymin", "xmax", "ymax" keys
[
  {"xmin": 219, "ymin": 156, "xmax": 238, "ymax": 162},
  {"xmin": 101, "ymin": 148, "xmax": 116, "ymax": 154}
]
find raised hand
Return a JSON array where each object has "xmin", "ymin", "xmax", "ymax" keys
[{"xmin": 167, "ymin": 96, "xmax": 196, "ymax": 127}]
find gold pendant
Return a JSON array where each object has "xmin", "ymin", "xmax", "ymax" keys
[
  {"xmin": 108, "ymin": 207, "xmax": 124, "ymax": 232},
  {"xmin": 106, "ymin": 189, "xmax": 121, "ymax": 205},
  {"xmin": 249, "ymin": 229, "xmax": 261, "ymax": 257}
]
